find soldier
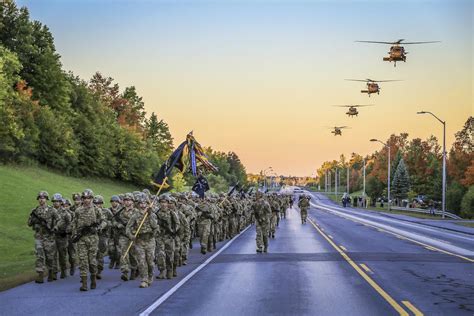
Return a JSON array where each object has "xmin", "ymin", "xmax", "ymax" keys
[
  {"xmin": 126, "ymin": 194, "xmax": 159, "ymax": 288},
  {"xmin": 52, "ymin": 193, "xmax": 72, "ymax": 279},
  {"xmin": 196, "ymin": 195, "xmax": 214, "ymax": 255},
  {"xmin": 71, "ymin": 189, "xmax": 106, "ymax": 291},
  {"xmin": 112, "ymin": 193, "xmax": 138, "ymax": 281},
  {"xmin": 27, "ymin": 191, "xmax": 59, "ymax": 283},
  {"xmin": 179, "ymin": 194, "xmax": 197, "ymax": 264},
  {"xmin": 269, "ymin": 194, "xmax": 280, "ymax": 239},
  {"xmin": 93, "ymin": 195, "xmax": 113, "ymax": 279},
  {"xmin": 155, "ymin": 194, "xmax": 178, "ymax": 279},
  {"xmin": 108, "ymin": 195, "xmax": 122, "ymax": 269},
  {"xmin": 252, "ymin": 191, "xmax": 271, "ymax": 253},
  {"xmin": 62, "ymin": 198, "xmax": 76, "ymax": 276},
  {"xmin": 175, "ymin": 194, "xmax": 192, "ymax": 266},
  {"xmin": 298, "ymin": 194, "xmax": 311, "ymax": 224}
]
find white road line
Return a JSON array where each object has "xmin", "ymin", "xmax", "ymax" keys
[
  {"xmin": 140, "ymin": 225, "xmax": 251, "ymax": 316},
  {"xmin": 310, "ymin": 201, "xmax": 474, "ymax": 259}
]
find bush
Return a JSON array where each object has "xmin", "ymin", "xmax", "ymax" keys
[
  {"xmin": 460, "ymin": 186, "xmax": 474, "ymax": 219},
  {"xmin": 446, "ymin": 181, "xmax": 467, "ymax": 214}
]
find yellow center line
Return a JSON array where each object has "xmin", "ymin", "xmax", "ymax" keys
[
  {"xmin": 424, "ymin": 246, "xmax": 437, "ymax": 252},
  {"xmin": 328, "ymin": 235, "xmax": 334, "ymax": 239},
  {"xmin": 360, "ymin": 263, "xmax": 372, "ymax": 273},
  {"xmin": 340, "ymin": 245, "xmax": 348, "ymax": 252},
  {"xmin": 313, "ymin": 204, "xmax": 474, "ymax": 264},
  {"xmin": 402, "ymin": 301, "xmax": 424, "ymax": 316},
  {"xmin": 307, "ymin": 218, "xmax": 409, "ymax": 316}
]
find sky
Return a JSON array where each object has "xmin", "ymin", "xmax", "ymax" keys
[{"xmin": 18, "ymin": 0, "xmax": 473, "ymax": 176}]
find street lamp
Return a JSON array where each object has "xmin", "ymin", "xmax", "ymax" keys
[
  {"xmin": 370, "ymin": 138, "xmax": 391, "ymax": 211},
  {"xmin": 417, "ymin": 111, "xmax": 446, "ymax": 219}
]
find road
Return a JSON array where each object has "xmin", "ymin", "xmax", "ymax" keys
[{"xmin": 1, "ymin": 192, "xmax": 473, "ymax": 315}]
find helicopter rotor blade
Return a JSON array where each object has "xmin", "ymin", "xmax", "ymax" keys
[
  {"xmin": 355, "ymin": 40, "xmax": 395, "ymax": 44},
  {"xmin": 402, "ymin": 41, "xmax": 441, "ymax": 44},
  {"xmin": 345, "ymin": 79, "xmax": 368, "ymax": 82}
]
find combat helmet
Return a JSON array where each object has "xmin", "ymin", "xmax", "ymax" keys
[
  {"xmin": 37, "ymin": 191, "xmax": 49, "ymax": 200},
  {"xmin": 82, "ymin": 189, "xmax": 94, "ymax": 199},
  {"xmin": 93, "ymin": 195, "xmax": 104, "ymax": 204},
  {"xmin": 52, "ymin": 193, "xmax": 63, "ymax": 202},
  {"xmin": 110, "ymin": 195, "xmax": 121, "ymax": 203},
  {"xmin": 72, "ymin": 193, "xmax": 81, "ymax": 201}
]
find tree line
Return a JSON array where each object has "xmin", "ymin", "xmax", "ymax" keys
[
  {"xmin": 0, "ymin": 1, "xmax": 247, "ymax": 190},
  {"xmin": 315, "ymin": 117, "xmax": 474, "ymax": 218}
]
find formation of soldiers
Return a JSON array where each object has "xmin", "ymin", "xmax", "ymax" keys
[{"xmin": 27, "ymin": 189, "xmax": 295, "ymax": 291}]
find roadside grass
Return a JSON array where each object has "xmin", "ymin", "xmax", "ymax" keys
[
  {"xmin": 0, "ymin": 164, "xmax": 139, "ymax": 291},
  {"xmin": 320, "ymin": 192, "xmax": 450, "ymax": 220}
]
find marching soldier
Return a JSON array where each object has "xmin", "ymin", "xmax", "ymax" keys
[
  {"xmin": 126, "ymin": 194, "xmax": 159, "ymax": 288},
  {"xmin": 52, "ymin": 193, "xmax": 72, "ymax": 279},
  {"xmin": 155, "ymin": 194, "xmax": 178, "ymax": 279},
  {"xmin": 252, "ymin": 191, "xmax": 272, "ymax": 253},
  {"xmin": 93, "ymin": 195, "xmax": 113, "ymax": 279},
  {"xmin": 196, "ymin": 196, "xmax": 214, "ymax": 255},
  {"xmin": 108, "ymin": 195, "xmax": 122, "ymax": 269},
  {"xmin": 71, "ymin": 189, "xmax": 106, "ymax": 291},
  {"xmin": 298, "ymin": 194, "xmax": 311, "ymax": 224},
  {"xmin": 28, "ymin": 191, "xmax": 59, "ymax": 283}
]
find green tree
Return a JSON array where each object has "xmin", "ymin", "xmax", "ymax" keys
[
  {"xmin": 446, "ymin": 181, "xmax": 466, "ymax": 214},
  {"xmin": 145, "ymin": 112, "xmax": 173, "ymax": 160},
  {"xmin": 170, "ymin": 172, "xmax": 187, "ymax": 192},
  {"xmin": 460, "ymin": 186, "xmax": 474, "ymax": 219},
  {"xmin": 392, "ymin": 159, "xmax": 410, "ymax": 204}
]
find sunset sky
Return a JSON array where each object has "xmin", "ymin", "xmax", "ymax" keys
[{"xmin": 18, "ymin": 0, "xmax": 472, "ymax": 176}]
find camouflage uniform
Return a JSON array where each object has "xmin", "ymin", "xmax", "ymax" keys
[
  {"xmin": 72, "ymin": 189, "xmax": 106, "ymax": 291},
  {"xmin": 126, "ymin": 198, "xmax": 158, "ymax": 288},
  {"xmin": 112, "ymin": 193, "xmax": 138, "ymax": 281},
  {"xmin": 252, "ymin": 193, "xmax": 272, "ymax": 253},
  {"xmin": 298, "ymin": 195, "xmax": 310, "ymax": 224},
  {"xmin": 269, "ymin": 196, "xmax": 280, "ymax": 238},
  {"xmin": 67, "ymin": 193, "xmax": 81, "ymax": 275},
  {"xmin": 180, "ymin": 197, "xmax": 197, "ymax": 263},
  {"xmin": 196, "ymin": 198, "xmax": 213, "ymax": 254},
  {"xmin": 108, "ymin": 196, "xmax": 122, "ymax": 269},
  {"xmin": 52, "ymin": 194, "xmax": 72, "ymax": 279},
  {"xmin": 27, "ymin": 191, "xmax": 59, "ymax": 283},
  {"xmin": 156, "ymin": 195, "xmax": 178, "ymax": 279},
  {"xmin": 94, "ymin": 195, "xmax": 113, "ymax": 279}
]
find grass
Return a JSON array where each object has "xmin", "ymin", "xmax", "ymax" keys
[
  {"xmin": 0, "ymin": 164, "xmax": 139, "ymax": 291},
  {"xmin": 320, "ymin": 192, "xmax": 449, "ymax": 220}
]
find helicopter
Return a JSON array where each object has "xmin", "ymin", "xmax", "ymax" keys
[
  {"xmin": 345, "ymin": 79, "xmax": 401, "ymax": 96},
  {"xmin": 328, "ymin": 126, "xmax": 350, "ymax": 136},
  {"xmin": 356, "ymin": 39, "xmax": 440, "ymax": 67},
  {"xmin": 332, "ymin": 104, "xmax": 373, "ymax": 117}
]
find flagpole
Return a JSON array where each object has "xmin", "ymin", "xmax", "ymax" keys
[{"xmin": 122, "ymin": 176, "xmax": 168, "ymax": 260}]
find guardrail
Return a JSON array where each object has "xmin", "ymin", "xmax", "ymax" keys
[{"xmin": 390, "ymin": 206, "xmax": 462, "ymax": 220}]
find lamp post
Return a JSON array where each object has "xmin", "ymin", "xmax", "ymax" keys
[
  {"xmin": 370, "ymin": 138, "xmax": 391, "ymax": 211},
  {"xmin": 417, "ymin": 111, "xmax": 446, "ymax": 219}
]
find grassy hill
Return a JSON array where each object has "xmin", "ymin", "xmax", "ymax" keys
[{"xmin": 0, "ymin": 165, "xmax": 139, "ymax": 291}]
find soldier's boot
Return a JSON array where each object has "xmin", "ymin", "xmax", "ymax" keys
[
  {"xmin": 130, "ymin": 269, "xmax": 136, "ymax": 280},
  {"xmin": 70, "ymin": 265, "xmax": 75, "ymax": 276},
  {"xmin": 47, "ymin": 270, "xmax": 54, "ymax": 282},
  {"xmin": 182, "ymin": 258, "xmax": 187, "ymax": 266},
  {"xmin": 256, "ymin": 248, "xmax": 262, "ymax": 253},
  {"xmin": 200, "ymin": 248, "xmax": 206, "ymax": 255},
  {"xmin": 97, "ymin": 267, "xmax": 103, "ymax": 279},
  {"xmin": 52, "ymin": 272, "xmax": 57, "ymax": 281},
  {"xmin": 189, "ymin": 241, "xmax": 193, "ymax": 249},
  {"xmin": 173, "ymin": 266, "xmax": 177, "ymax": 277},
  {"xmin": 166, "ymin": 269, "xmax": 173, "ymax": 279},
  {"xmin": 35, "ymin": 271, "xmax": 44, "ymax": 284},
  {"xmin": 80, "ymin": 276, "xmax": 88, "ymax": 291},
  {"xmin": 114, "ymin": 262, "xmax": 120, "ymax": 269},
  {"xmin": 264, "ymin": 245, "xmax": 268, "ymax": 253},
  {"xmin": 271, "ymin": 232, "xmax": 275, "ymax": 239},
  {"xmin": 90, "ymin": 274, "xmax": 97, "ymax": 289},
  {"xmin": 156, "ymin": 270, "xmax": 166, "ymax": 279},
  {"xmin": 148, "ymin": 276, "xmax": 153, "ymax": 286},
  {"xmin": 121, "ymin": 272, "xmax": 129, "ymax": 281},
  {"xmin": 140, "ymin": 281, "xmax": 148, "ymax": 288},
  {"xmin": 60, "ymin": 269, "xmax": 66, "ymax": 279}
]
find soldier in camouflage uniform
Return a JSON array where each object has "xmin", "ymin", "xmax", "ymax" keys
[
  {"xmin": 155, "ymin": 194, "xmax": 178, "ymax": 279},
  {"xmin": 178, "ymin": 194, "xmax": 196, "ymax": 264},
  {"xmin": 126, "ymin": 194, "xmax": 159, "ymax": 288},
  {"xmin": 72, "ymin": 189, "xmax": 106, "ymax": 291},
  {"xmin": 52, "ymin": 193, "xmax": 72, "ymax": 279},
  {"xmin": 93, "ymin": 195, "xmax": 113, "ymax": 279},
  {"xmin": 298, "ymin": 194, "xmax": 311, "ymax": 224},
  {"xmin": 175, "ymin": 194, "xmax": 191, "ymax": 266},
  {"xmin": 252, "ymin": 191, "xmax": 272, "ymax": 253},
  {"xmin": 196, "ymin": 196, "xmax": 214, "ymax": 254},
  {"xmin": 68, "ymin": 193, "xmax": 81, "ymax": 275},
  {"xmin": 28, "ymin": 191, "xmax": 59, "ymax": 283},
  {"xmin": 269, "ymin": 194, "xmax": 280, "ymax": 239},
  {"xmin": 112, "ymin": 193, "xmax": 138, "ymax": 281},
  {"xmin": 108, "ymin": 195, "xmax": 122, "ymax": 269},
  {"xmin": 171, "ymin": 195, "xmax": 187, "ymax": 274}
]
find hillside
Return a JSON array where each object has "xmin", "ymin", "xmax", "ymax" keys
[{"xmin": 0, "ymin": 165, "xmax": 139, "ymax": 291}]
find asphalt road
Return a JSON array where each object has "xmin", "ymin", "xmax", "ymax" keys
[{"xmin": 1, "ymin": 192, "xmax": 473, "ymax": 315}]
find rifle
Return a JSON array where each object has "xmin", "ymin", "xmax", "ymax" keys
[
  {"xmin": 71, "ymin": 223, "xmax": 99, "ymax": 243},
  {"xmin": 30, "ymin": 210, "xmax": 53, "ymax": 232}
]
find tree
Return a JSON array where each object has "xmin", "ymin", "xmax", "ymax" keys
[
  {"xmin": 460, "ymin": 186, "xmax": 474, "ymax": 219},
  {"xmin": 145, "ymin": 112, "xmax": 173, "ymax": 160},
  {"xmin": 446, "ymin": 181, "xmax": 466, "ymax": 214},
  {"xmin": 171, "ymin": 172, "xmax": 187, "ymax": 193},
  {"xmin": 392, "ymin": 159, "xmax": 410, "ymax": 204}
]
